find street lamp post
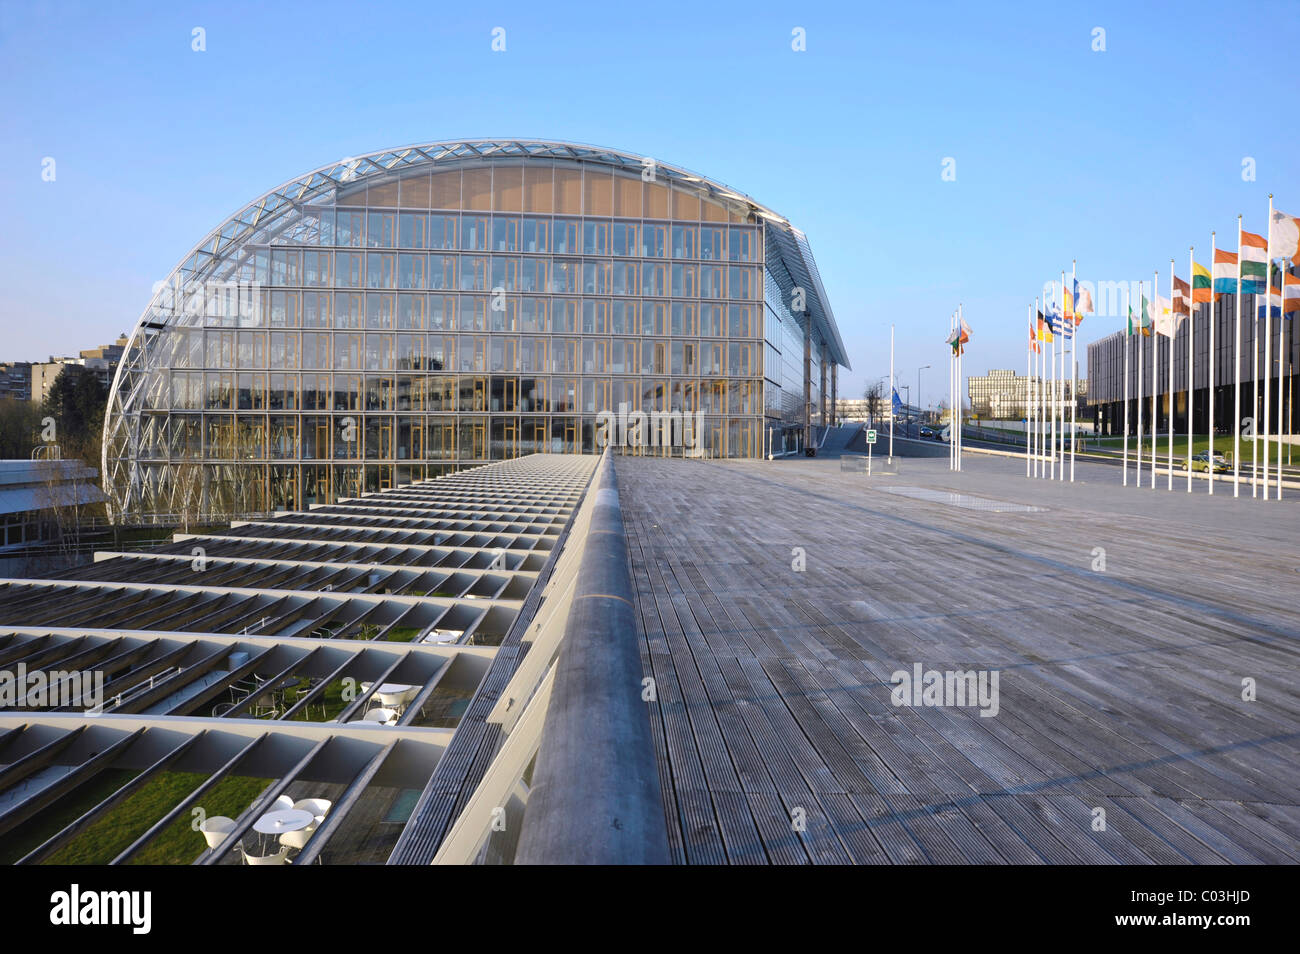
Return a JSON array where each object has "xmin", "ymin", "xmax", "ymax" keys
[{"xmin": 918, "ymin": 365, "xmax": 931, "ymax": 421}]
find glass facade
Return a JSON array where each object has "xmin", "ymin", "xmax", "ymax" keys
[{"xmin": 104, "ymin": 142, "xmax": 846, "ymax": 520}]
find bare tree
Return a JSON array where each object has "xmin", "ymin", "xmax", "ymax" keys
[{"xmin": 862, "ymin": 382, "xmax": 885, "ymax": 427}]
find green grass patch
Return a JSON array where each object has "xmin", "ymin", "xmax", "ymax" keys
[
  {"xmin": 283, "ymin": 678, "xmax": 351, "ymax": 722},
  {"xmin": 1088, "ymin": 434, "xmax": 1294, "ymax": 464},
  {"xmin": 39, "ymin": 769, "xmax": 266, "ymax": 865},
  {"xmin": 0, "ymin": 769, "xmax": 138, "ymax": 865},
  {"xmin": 128, "ymin": 772, "xmax": 273, "ymax": 865}
]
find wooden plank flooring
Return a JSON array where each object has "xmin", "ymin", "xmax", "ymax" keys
[{"xmin": 616, "ymin": 453, "xmax": 1300, "ymax": 864}]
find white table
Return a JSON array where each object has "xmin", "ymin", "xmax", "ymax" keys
[
  {"xmin": 375, "ymin": 683, "xmax": 419, "ymax": 708},
  {"xmin": 422, "ymin": 630, "xmax": 461, "ymax": 644},
  {"xmin": 254, "ymin": 808, "xmax": 316, "ymax": 835}
]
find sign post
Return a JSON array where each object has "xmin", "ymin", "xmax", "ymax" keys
[{"xmin": 866, "ymin": 428, "xmax": 877, "ymax": 475}]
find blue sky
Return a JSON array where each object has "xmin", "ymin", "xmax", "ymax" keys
[{"xmin": 1, "ymin": 0, "xmax": 1297, "ymax": 409}]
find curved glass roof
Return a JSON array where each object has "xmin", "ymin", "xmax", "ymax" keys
[{"xmin": 117, "ymin": 138, "xmax": 847, "ymax": 367}]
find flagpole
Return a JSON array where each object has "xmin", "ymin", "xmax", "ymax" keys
[
  {"xmin": 889, "ymin": 323, "xmax": 895, "ymax": 464},
  {"xmin": 1252, "ymin": 253, "xmax": 1260, "ymax": 497},
  {"xmin": 1050, "ymin": 285, "xmax": 1057, "ymax": 479},
  {"xmin": 1281, "ymin": 313, "xmax": 1288, "ymax": 499},
  {"xmin": 1152, "ymin": 269, "xmax": 1158, "ymax": 489},
  {"xmin": 949, "ymin": 310, "xmax": 955, "ymax": 471},
  {"xmin": 1137, "ymin": 280, "xmax": 1144, "ymax": 488},
  {"xmin": 1034, "ymin": 298, "xmax": 1040, "ymax": 478},
  {"xmin": 1123, "ymin": 283, "xmax": 1130, "ymax": 486},
  {"xmin": 1037, "ymin": 302, "xmax": 1043, "ymax": 477},
  {"xmin": 1026, "ymin": 304, "xmax": 1032, "ymax": 478},
  {"xmin": 1071, "ymin": 260, "xmax": 1078, "ymax": 482},
  {"xmin": 1209, "ymin": 231, "xmax": 1216, "ymax": 494},
  {"xmin": 1170, "ymin": 259, "xmax": 1180, "ymax": 493},
  {"xmin": 1235, "ymin": 217, "xmax": 1242, "ymax": 497},
  {"xmin": 1265, "ymin": 194, "xmax": 1273, "ymax": 499},
  {"xmin": 1188, "ymin": 245, "xmax": 1195, "ymax": 492},
  {"xmin": 957, "ymin": 303, "xmax": 963, "ymax": 472},
  {"xmin": 1038, "ymin": 300, "xmax": 1045, "ymax": 478}
]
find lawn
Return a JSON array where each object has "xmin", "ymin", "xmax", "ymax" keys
[
  {"xmin": 1088, "ymin": 434, "xmax": 1296, "ymax": 464},
  {"xmin": 4, "ymin": 768, "xmax": 274, "ymax": 865}
]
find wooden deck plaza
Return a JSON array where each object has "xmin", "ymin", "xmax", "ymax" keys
[{"xmin": 614, "ymin": 452, "xmax": 1300, "ymax": 864}]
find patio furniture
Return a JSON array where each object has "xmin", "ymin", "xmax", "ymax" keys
[
  {"xmin": 199, "ymin": 815, "xmax": 238, "ymax": 851},
  {"xmin": 358, "ymin": 708, "xmax": 398, "ymax": 725},
  {"xmin": 292, "ymin": 797, "xmax": 332, "ymax": 825},
  {"xmin": 375, "ymin": 683, "xmax": 419, "ymax": 712},
  {"xmin": 243, "ymin": 845, "xmax": 292, "ymax": 865}
]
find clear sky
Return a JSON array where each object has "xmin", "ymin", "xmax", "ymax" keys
[{"xmin": 2, "ymin": 0, "xmax": 1297, "ymax": 409}]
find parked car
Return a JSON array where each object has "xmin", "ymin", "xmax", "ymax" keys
[
  {"xmin": 919, "ymin": 425, "xmax": 934, "ymax": 439},
  {"xmin": 1181, "ymin": 451, "xmax": 1229, "ymax": 473}
]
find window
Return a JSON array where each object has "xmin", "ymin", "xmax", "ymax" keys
[
  {"xmin": 583, "ymin": 220, "xmax": 610, "ymax": 255},
  {"xmin": 428, "ymin": 214, "xmax": 458, "ymax": 249},
  {"xmin": 613, "ymin": 222, "xmax": 639, "ymax": 257},
  {"xmin": 672, "ymin": 225, "xmax": 697, "ymax": 259},
  {"xmin": 367, "ymin": 212, "xmax": 397, "ymax": 248},
  {"xmin": 492, "ymin": 217, "xmax": 520, "ymax": 252},
  {"xmin": 366, "ymin": 252, "xmax": 396, "ymax": 289},
  {"xmin": 460, "ymin": 215, "xmax": 488, "ymax": 251},
  {"xmin": 335, "ymin": 252, "xmax": 363, "ymax": 287},
  {"xmin": 398, "ymin": 254, "xmax": 426, "ymax": 289},
  {"xmin": 700, "ymin": 227, "xmax": 725, "ymax": 260},
  {"xmin": 522, "ymin": 217, "xmax": 550, "ymax": 253},
  {"xmin": 399, "ymin": 213, "xmax": 428, "ymax": 249},
  {"xmin": 366, "ymin": 293, "xmax": 395, "ymax": 329}
]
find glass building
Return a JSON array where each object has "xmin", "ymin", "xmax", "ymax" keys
[{"xmin": 103, "ymin": 140, "xmax": 849, "ymax": 521}]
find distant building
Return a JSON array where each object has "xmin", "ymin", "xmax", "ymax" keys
[
  {"xmin": 0, "ymin": 362, "xmax": 32, "ymax": 401},
  {"xmin": 30, "ymin": 335, "xmax": 128, "ymax": 403},
  {"xmin": 968, "ymin": 369, "xmax": 1085, "ymax": 420},
  {"xmin": 0, "ymin": 458, "xmax": 106, "ymax": 558},
  {"xmin": 1087, "ymin": 292, "xmax": 1297, "ymax": 437},
  {"xmin": 835, "ymin": 397, "xmax": 921, "ymax": 424}
]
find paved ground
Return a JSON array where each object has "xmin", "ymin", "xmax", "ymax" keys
[{"xmin": 615, "ymin": 452, "xmax": 1300, "ymax": 864}]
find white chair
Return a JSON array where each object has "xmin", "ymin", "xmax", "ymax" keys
[
  {"xmin": 293, "ymin": 797, "xmax": 332, "ymax": 825},
  {"xmin": 270, "ymin": 794, "xmax": 294, "ymax": 812},
  {"xmin": 279, "ymin": 827, "xmax": 314, "ymax": 851},
  {"xmin": 243, "ymin": 845, "xmax": 291, "ymax": 865},
  {"xmin": 358, "ymin": 708, "xmax": 398, "ymax": 725},
  {"xmin": 199, "ymin": 815, "xmax": 237, "ymax": 850}
]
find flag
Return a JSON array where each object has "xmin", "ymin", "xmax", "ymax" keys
[
  {"xmin": 1072, "ymin": 278, "xmax": 1093, "ymax": 326},
  {"xmin": 1044, "ymin": 303, "xmax": 1065, "ymax": 337},
  {"xmin": 1256, "ymin": 265, "xmax": 1282, "ymax": 320},
  {"xmin": 1172, "ymin": 275, "xmax": 1191, "ymax": 316},
  {"xmin": 1149, "ymin": 294, "xmax": 1177, "ymax": 337},
  {"xmin": 1269, "ymin": 209, "xmax": 1300, "ymax": 266},
  {"xmin": 1192, "ymin": 261, "xmax": 1212, "ymax": 303},
  {"xmin": 945, "ymin": 324, "xmax": 968, "ymax": 356},
  {"xmin": 1036, "ymin": 310, "xmax": 1053, "ymax": 342},
  {"xmin": 1029, "ymin": 319, "xmax": 1041, "ymax": 353},
  {"xmin": 892, "ymin": 387, "xmax": 903, "ymax": 413},
  {"xmin": 1241, "ymin": 229, "xmax": 1268, "ymax": 293},
  {"xmin": 1132, "ymin": 298, "xmax": 1152, "ymax": 336},
  {"xmin": 1284, "ymin": 271, "xmax": 1300, "ymax": 315},
  {"xmin": 1213, "ymin": 247, "xmax": 1237, "ymax": 299}
]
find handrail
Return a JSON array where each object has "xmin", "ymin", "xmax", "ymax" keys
[{"xmin": 514, "ymin": 450, "xmax": 670, "ymax": 865}]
